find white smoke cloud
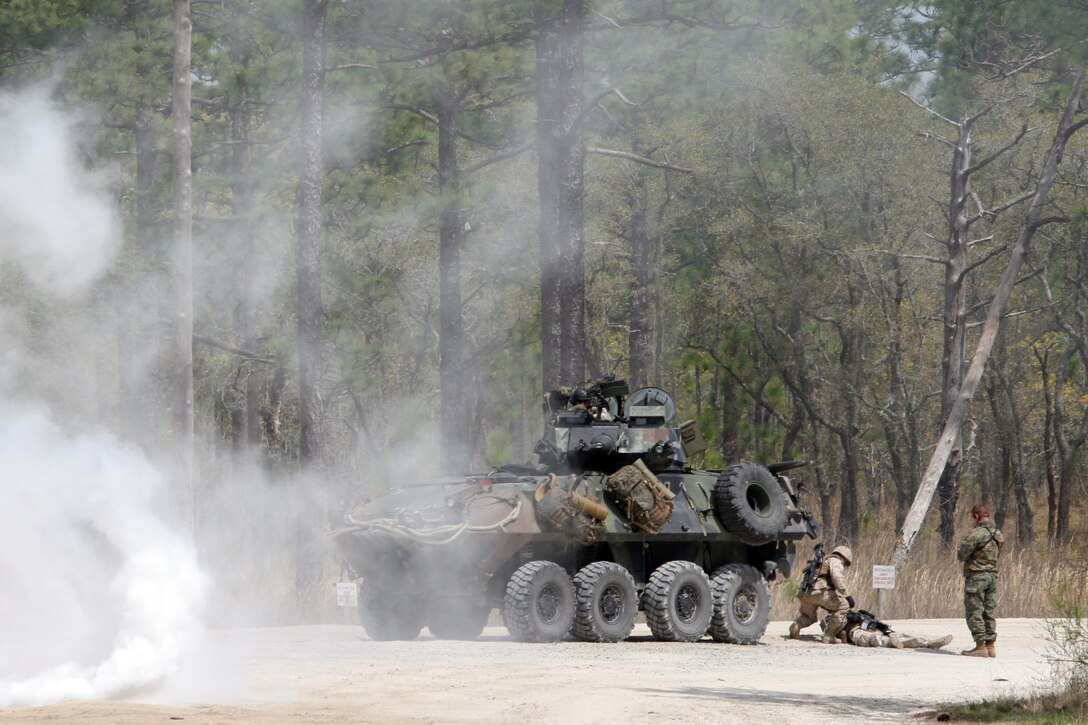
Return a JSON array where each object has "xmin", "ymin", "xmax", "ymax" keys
[
  {"xmin": 0, "ymin": 406, "xmax": 208, "ymax": 705},
  {"xmin": 0, "ymin": 87, "xmax": 208, "ymax": 706},
  {"xmin": 0, "ymin": 87, "xmax": 118, "ymax": 295}
]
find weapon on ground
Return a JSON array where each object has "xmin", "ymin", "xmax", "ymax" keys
[{"xmin": 848, "ymin": 609, "xmax": 893, "ymax": 635}]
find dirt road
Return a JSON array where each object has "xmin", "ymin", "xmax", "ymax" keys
[{"xmin": 0, "ymin": 618, "xmax": 1053, "ymax": 724}]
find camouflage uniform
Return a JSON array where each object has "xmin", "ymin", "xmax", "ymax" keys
[
  {"xmin": 956, "ymin": 517, "xmax": 1004, "ymax": 646},
  {"xmin": 792, "ymin": 550, "xmax": 852, "ymax": 642},
  {"xmin": 826, "ymin": 616, "xmax": 953, "ymax": 649}
]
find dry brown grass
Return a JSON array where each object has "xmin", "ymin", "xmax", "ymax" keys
[{"xmin": 771, "ymin": 527, "xmax": 1088, "ymax": 622}]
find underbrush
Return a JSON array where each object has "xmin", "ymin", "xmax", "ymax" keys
[
  {"xmin": 771, "ymin": 524, "xmax": 1087, "ymax": 622},
  {"xmin": 935, "ymin": 684, "xmax": 1088, "ymax": 723}
]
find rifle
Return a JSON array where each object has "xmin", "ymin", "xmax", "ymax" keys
[
  {"xmin": 799, "ymin": 543, "xmax": 825, "ymax": 593},
  {"xmin": 847, "ymin": 609, "xmax": 893, "ymax": 636}
]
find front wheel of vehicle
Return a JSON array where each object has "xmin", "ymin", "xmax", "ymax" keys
[{"xmin": 358, "ymin": 579, "xmax": 425, "ymax": 641}]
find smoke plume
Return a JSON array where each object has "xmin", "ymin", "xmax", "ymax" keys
[{"xmin": 0, "ymin": 86, "xmax": 208, "ymax": 706}]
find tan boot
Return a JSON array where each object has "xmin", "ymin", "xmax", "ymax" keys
[
  {"xmin": 961, "ymin": 642, "xmax": 989, "ymax": 657},
  {"xmin": 821, "ymin": 632, "xmax": 839, "ymax": 644},
  {"xmin": 788, "ymin": 622, "xmax": 801, "ymax": 639},
  {"xmin": 927, "ymin": 635, "xmax": 953, "ymax": 649},
  {"xmin": 986, "ymin": 640, "xmax": 996, "ymax": 658}
]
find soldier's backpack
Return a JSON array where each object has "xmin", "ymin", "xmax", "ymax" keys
[
  {"xmin": 535, "ymin": 481, "xmax": 605, "ymax": 545},
  {"xmin": 605, "ymin": 459, "xmax": 675, "ymax": 534}
]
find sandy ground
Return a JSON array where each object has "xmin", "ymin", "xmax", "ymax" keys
[{"xmin": 0, "ymin": 618, "xmax": 1054, "ymax": 724}]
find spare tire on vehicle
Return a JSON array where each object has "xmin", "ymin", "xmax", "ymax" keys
[{"xmin": 712, "ymin": 462, "xmax": 788, "ymax": 545}]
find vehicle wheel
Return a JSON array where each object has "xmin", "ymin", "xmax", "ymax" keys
[
  {"xmin": 503, "ymin": 561, "xmax": 576, "ymax": 642},
  {"xmin": 427, "ymin": 598, "xmax": 491, "ymax": 640},
  {"xmin": 572, "ymin": 562, "xmax": 638, "ymax": 643},
  {"xmin": 642, "ymin": 560, "xmax": 713, "ymax": 642},
  {"xmin": 358, "ymin": 579, "xmax": 425, "ymax": 641},
  {"xmin": 712, "ymin": 462, "xmax": 788, "ymax": 544},
  {"xmin": 708, "ymin": 563, "xmax": 771, "ymax": 644}
]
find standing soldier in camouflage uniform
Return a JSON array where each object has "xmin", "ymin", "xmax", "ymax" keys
[
  {"xmin": 957, "ymin": 504, "xmax": 1004, "ymax": 658},
  {"xmin": 789, "ymin": 545, "xmax": 855, "ymax": 643}
]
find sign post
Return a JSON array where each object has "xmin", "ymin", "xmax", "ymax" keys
[
  {"xmin": 336, "ymin": 581, "xmax": 358, "ymax": 622},
  {"xmin": 872, "ymin": 565, "xmax": 896, "ymax": 619}
]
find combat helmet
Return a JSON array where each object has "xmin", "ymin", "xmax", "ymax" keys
[{"xmin": 830, "ymin": 545, "xmax": 853, "ymax": 566}]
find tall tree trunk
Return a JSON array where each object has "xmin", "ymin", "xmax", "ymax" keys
[
  {"xmin": 172, "ymin": 0, "xmax": 194, "ymax": 524},
  {"xmin": 811, "ymin": 422, "xmax": 834, "ymax": 541},
  {"xmin": 437, "ymin": 82, "xmax": 474, "ymax": 473},
  {"xmin": 1034, "ymin": 344, "xmax": 1059, "ymax": 539},
  {"xmin": 628, "ymin": 171, "xmax": 652, "ymax": 389},
  {"xmin": 229, "ymin": 57, "xmax": 261, "ymax": 451},
  {"xmin": 120, "ymin": 109, "xmax": 161, "ymax": 448},
  {"xmin": 836, "ymin": 320, "xmax": 863, "ymax": 540},
  {"xmin": 1052, "ymin": 350, "xmax": 1086, "ymax": 543},
  {"xmin": 535, "ymin": 0, "xmax": 586, "ymax": 390},
  {"xmin": 984, "ymin": 376, "xmax": 1011, "ymax": 527},
  {"xmin": 892, "ymin": 63, "xmax": 1088, "ymax": 566},
  {"xmin": 936, "ymin": 118, "xmax": 974, "ymax": 544},
  {"xmin": 295, "ymin": 0, "xmax": 328, "ymax": 591},
  {"xmin": 995, "ymin": 359, "xmax": 1033, "ymax": 542},
  {"xmin": 225, "ymin": 56, "xmax": 258, "ymax": 448}
]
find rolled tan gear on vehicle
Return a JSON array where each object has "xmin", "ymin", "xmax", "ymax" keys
[
  {"xmin": 570, "ymin": 491, "xmax": 608, "ymax": 521},
  {"xmin": 606, "ymin": 458, "xmax": 675, "ymax": 533},
  {"xmin": 536, "ymin": 475, "xmax": 608, "ymax": 521},
  {"xmin": 534, "ymin": 474, "xmax": 558, "ymax": 502},
  {"xmin": 534, "ymin": 476, "xmax": 605, "ymax": 544}
]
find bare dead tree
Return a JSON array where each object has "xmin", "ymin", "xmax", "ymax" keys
[{"xmin": 892, "ymin": 63, "xmax": 1088, "ymax": 566}]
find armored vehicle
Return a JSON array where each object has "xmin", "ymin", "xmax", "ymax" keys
[{"xmin": 330, "ymin": 377, "xmax": 819, "ymax": 644}]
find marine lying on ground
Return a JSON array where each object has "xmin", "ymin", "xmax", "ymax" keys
[
  {"xmin": 818, "ymin": 609, "xmax": 955, "ymax": 650},
  {"xmin": 330, "ymin": 376, "xmax": 820, "ymax": 643}
]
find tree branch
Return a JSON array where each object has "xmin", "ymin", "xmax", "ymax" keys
[
  {"xmin": 193, "ymin": 333, "xmax": 277, "ymax": 364},
  {"xmin": 586, "ymin": 146, "xmax": 694, "ymax": 173},
  {"xmin": 965, "ymin": 123, "xmax": 1031, "ymax": 176},
  {"xmin": 460, "ymin": 141, "xmax": 534, "ymax": 176}
]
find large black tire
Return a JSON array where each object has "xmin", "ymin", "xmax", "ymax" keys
[
  {"xmin": 712, "ymin": 462, "xmax": 788, "ymax": 544},
  {"xmin": 427, "ymin": 598, "xmax": 491, "ymax": 640},
  {"xmin": 503, "ymin": 561, "xmax": 576, "ymax": 642},
  {"xmin": 642, "ymin": 561, "xmax": 713, "ymax": 642},
  {"xmin": 708, "ymin": 563, "xmax": 771, "ymax": 644},
  {"xmin": 572, "ymin": 562, "xmax": 639, "ymax": 643},
  {"xmin": 358, "ymin": 579, "xmax": 425, "ymax": 641}
]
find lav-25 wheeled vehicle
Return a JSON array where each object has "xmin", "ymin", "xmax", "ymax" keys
[{"xmin": 330, "ymin": 377, "xmax": 819, "ymax": 644}]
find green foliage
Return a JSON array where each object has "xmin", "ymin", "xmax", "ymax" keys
[
  {"xmin": 1044, "ymin": 549, "xmax": 1088, "ymax": 692},
  {"xmin": 948, "ymin": 692, "xmax": 1088, "ymax": 724},
  {"xmin": 2, "ymin": 0, "xmax": 1087, "ymax": 547}
]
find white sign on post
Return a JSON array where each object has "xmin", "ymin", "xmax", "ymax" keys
[
  {"xmin": 336, "ymin": 581, "xmax": 359, "ymax": 607},
  {"xmin": 872, "ymin": 565, "xmax": 896, "ymax": 590}
]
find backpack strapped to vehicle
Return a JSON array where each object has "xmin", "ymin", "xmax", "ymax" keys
[{"xmin": 605, "ymin": 459, "xmax": 675, "ymax": 534}]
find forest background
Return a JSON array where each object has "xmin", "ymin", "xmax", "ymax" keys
[{"xmin": 1, "ymin": 0, "xmax": 1087, "ymax": 623}]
